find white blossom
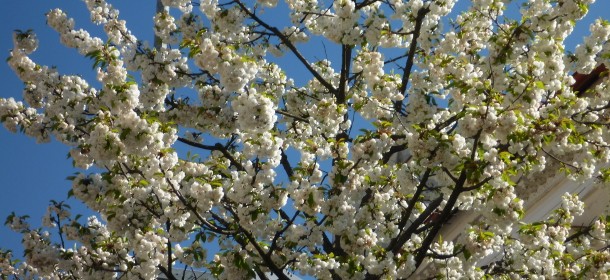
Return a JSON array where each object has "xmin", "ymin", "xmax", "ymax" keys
[{"xmin": 1, "ymin": 1, "xmax": 610, "ymax": 279}]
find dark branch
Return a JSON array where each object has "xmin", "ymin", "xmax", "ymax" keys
[
  {"xmin": 177, "ymin": 137, "xmax": 245, "ymax": 171},
  {"xmin": 395, "ymin": 7, "xmax": 431, "ymax": 114},
  {"xmin": 235, "ymin": 0, "xmax": 337, "ymax": 93},
  {"xmin": 337, "ymin": 44, "xmax": 352, "ymax": 104}
]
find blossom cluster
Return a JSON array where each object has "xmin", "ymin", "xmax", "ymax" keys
[{"xmin": 2, "ymin": 0, "xmax": 610, "ymax": 279}]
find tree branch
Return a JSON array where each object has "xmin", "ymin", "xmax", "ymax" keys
[
  {"xmin": 276, "ymin": 109, "xmax": 309, "ymax": 123},
  {"xmin": 337, "ymin": 44, "xmax": 352, "ymax": 104},
  {"xmin": 395, "ymin": 7, "xmax": 430, "ymax": 114},
  {"xmin": 235, "ymin": 0, "xmax": 337, "ymax": 93},
  {"xmin": 158, "ymin": 265, "xmax": 178, "ymax": 280},
  {"xmin": 392, "ymin": 195, "xmax": 444, "ymax": 255},
  {"xmin": 226, "ymin": 205, "xmax": 291, "ymax": 280},
  {"xmin": 412, "ymin": 130, "xmax": 482, "ymax": 269},
  {"xmin": 386, "ymin": 168, "xmax": 431, "ymax": 252},
  {"xmin": 177, "ymin": 137, "xmax": 245, "ymax": 171},
  {"xmin": 280, "ymin": 148, "xmax": 294, "ymax": 178}
]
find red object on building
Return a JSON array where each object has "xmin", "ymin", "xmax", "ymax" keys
[{"xmin": 572, "ymin": 64, "xmax": 608, "ymax": 94}]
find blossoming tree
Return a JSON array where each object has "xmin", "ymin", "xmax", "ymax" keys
[{"xmin": 2, "ymin": 0, "xmax": 610, "ymax": 279}]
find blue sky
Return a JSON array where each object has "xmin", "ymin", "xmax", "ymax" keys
[{"xmin": 1, "ymin": 0, "xmax": 609, "ymax": 263}]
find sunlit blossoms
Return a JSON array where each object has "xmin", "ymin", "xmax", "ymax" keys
[{"xmin": 2, "ymin": 0, "xmax": 610, "ymax": 279}]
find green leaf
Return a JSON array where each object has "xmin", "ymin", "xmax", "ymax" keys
[
  {"xmin": 307, "ymin": 192, "xmax": 315, "ymax": 208},
  {"xmin": 107, "ymin": 211, "xmax": 116, "ymax": 221},
  {"xmin": 463, "ymin": 248, "xmax": 472, "ymax": 260},
  {"xmin": 499, "ymin": 151, "xmax": 512, "ymax": 164},
  {"xmin": 501, "ymin": 171, "xmax": 515, "ymax": 186},
  {"xmin": 492, "ymin": 207, "xmax": 507, "ymax": 216},
  {"xmin": 4, "ymin": 212, "xmax": 16, "ymax": 226},
  {"xmin": 542, "ymin": 134, "xmax": 555, "ymax": 144}
]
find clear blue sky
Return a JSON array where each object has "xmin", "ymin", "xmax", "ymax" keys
[{"xmin": 1, "ymin": 0, "xmax": 609, "ymax": 260}]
